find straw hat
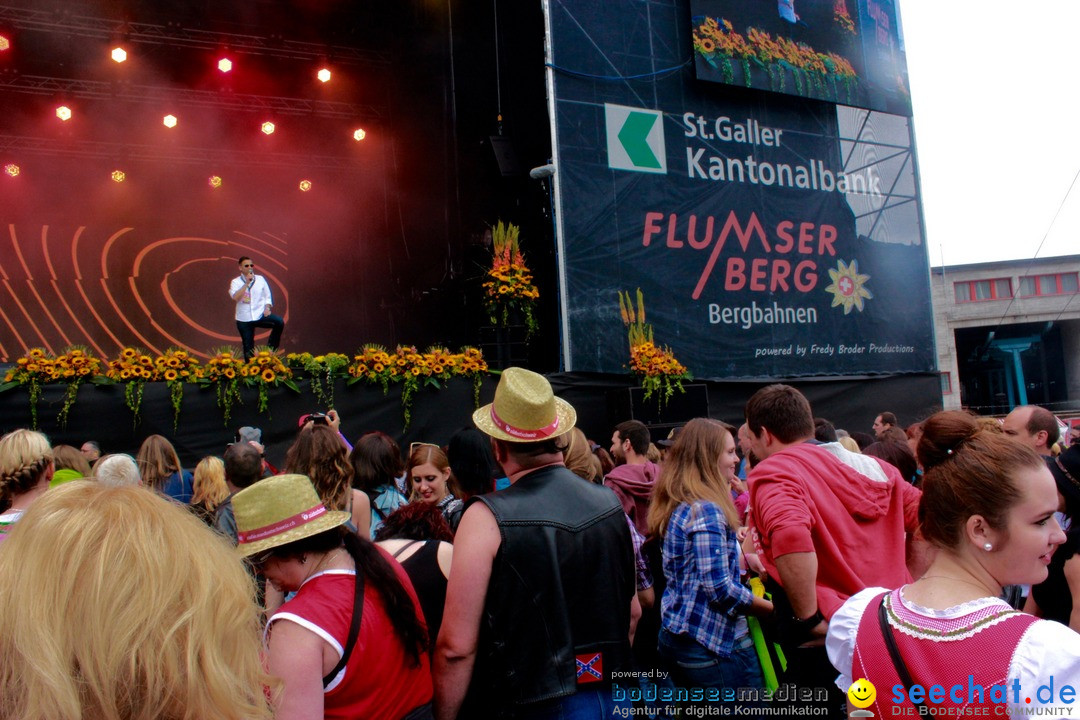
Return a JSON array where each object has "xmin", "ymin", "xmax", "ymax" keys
[
  {"xmin": 232, "ymin": 474, "xmax": 350, "ymax": 557},
  {"xmin": 472, "ymin": 367, "xmax": 576, "ymax": 443}
]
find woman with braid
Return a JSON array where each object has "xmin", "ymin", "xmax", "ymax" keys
[{"xmin": 0, "ymin": 430, "xmax": 54, "ymax": 543}]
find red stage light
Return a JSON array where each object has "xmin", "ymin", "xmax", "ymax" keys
[
  {"xmin": 163, "ymin": 114, "xmax": 177, "ymax": 128},
  {"xmin": 261, "ymin": 121, "xmax": 275, "ymax": 135},
  {"xmin": 3, "ymin": 164, "xmax": 19, "ymax": 177},
  {"xmin": 111, "ymin": 170, "xmax": 125, "ymax": 183},
  {"xmin": 299, "ymin": 180, "xmax": 312, "ymax": 192},
  {"xmin": 56, "ymin": 105, "xmax": 72, "ymax": 121},
  {"xmin": 317, "ymin": 68, "xmax": 331, "ymax": 83},
  {"xmin": 353, "ymin": 128, "xmax": 366, "ymax": 141},
  {"xmin": 0, "ymin": 35, "xmax": 10, "ymax": 52},
  {"xmin": 208, "ymin": 175, "xmax": 222, "ymax": 188},
  {"xmin": 111, "ymin": 47, "xmax": 127, "ymax": 63},
  {"xmin": 218, "ymin": 57, "xmax": 233, "ymax": 73}
]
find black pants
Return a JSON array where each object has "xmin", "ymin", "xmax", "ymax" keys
[{"xmin": 236, "ymin": 314, "xmax": 284, "ymax": 360}]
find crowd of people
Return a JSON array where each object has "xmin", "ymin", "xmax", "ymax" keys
[{"xmin": 1, "ymin": 371, "xmax": 1079, "ymax": 719}]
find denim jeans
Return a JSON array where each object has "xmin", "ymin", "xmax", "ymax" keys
[
  {"xmin": 236, "ymin": 314, "xmax": 284, "ymax": 360},
  {"xmin": 657, "ymin": 628, "xmax": 764, "ymax": 693}
]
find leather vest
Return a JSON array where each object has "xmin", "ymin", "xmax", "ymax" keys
[{"xmin": 472, "ymin": 464, "xmax": 635, "ymax": 709}]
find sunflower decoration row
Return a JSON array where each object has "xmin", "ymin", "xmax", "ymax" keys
[{"xmin": 348, "ymin": 344, "xmax": 489, "ymax": 427}]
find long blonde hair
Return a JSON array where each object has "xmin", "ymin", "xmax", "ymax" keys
[
  {"xmin": 563, "ymin": 427, "xmax": 602, "ymax": 483},
  {"xmin": 0, "ymin": 483, "xmax": 274, "ymax": 720},
  {"xmin": 191, "ymin": 456, "xmax": 228, "ymax": 511},
  {"xmin": 647, "ymin": 418, "xmax": 740, "ymax": 538}
]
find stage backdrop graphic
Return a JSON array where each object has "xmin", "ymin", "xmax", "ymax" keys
[
  {"xmin": 545, "ymin": 0, "xmax": 933, "ymax": 380},
  {"xmin": 0, "ymin": 158, "xmax": 392, "ymax": 362},
  {"xmin": 689, "ymin": 0, "xmax": 911, "ymax": 116}
]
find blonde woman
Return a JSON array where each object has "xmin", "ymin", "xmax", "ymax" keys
[
  {"xmin": 0, "ymin": 482, "xmax": 274, "ymax": 720},
  {"xmin": 190, "ymin": 456, "xmax": 229, "ymax": 525},
  {"xmin": 0, "ymin": 429, "xmax": 53, "ymax": 542},
  {"xmin": 647, "ymin": 418, "xmax": 773, "ymax": 690},
  {"xmin": 563, "ymin": 427, "xmax": 602, "ymax": 483}
]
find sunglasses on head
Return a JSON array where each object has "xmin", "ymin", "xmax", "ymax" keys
[
  {"xmin": 409, "ymin": 441, "xmax": 440, "ymax": 453},
  {"xmin": 248, "ymin": 549, "xmax": 275, "ymax": 568}
]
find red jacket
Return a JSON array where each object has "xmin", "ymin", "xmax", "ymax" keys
[{"xmin": 749, "ymin": 442, "xmax": 920, "ymax": 620}]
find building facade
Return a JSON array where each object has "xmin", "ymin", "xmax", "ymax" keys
[{"xmin": 931, "ymin": 255, "xmax": 1080, "ymax": 415}]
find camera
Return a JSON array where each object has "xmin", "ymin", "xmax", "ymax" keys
[{"xmin": 308, "ymin": 412, "xmax": 329, "ymax": 425}]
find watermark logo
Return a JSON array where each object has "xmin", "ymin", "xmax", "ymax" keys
[
  {"xmin": 848, "ymin": 678, "xmax": 876, "ymax": 718},
  {"xmin": 605, "ymin": 103, "xmax": 667, "ymax": 174}
]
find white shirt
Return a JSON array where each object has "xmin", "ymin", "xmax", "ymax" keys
[
  {"xmin": 229, "ymin": 274, "xmax": 273, "ymax": 322},
  {"xmin": 827, "ymin": 586, "xmax": 1080, "ymax": 718}
]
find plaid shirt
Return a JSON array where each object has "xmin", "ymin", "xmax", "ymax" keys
[
  {"xmin": 627, "ymin": 515, "xmax": 653, "ymax": 591},
  {"xmin": 660, "ymin": 501, "xmax": 753, "ymax": 655}
]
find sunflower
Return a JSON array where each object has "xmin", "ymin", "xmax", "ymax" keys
[
  {"xmin": 164, "ymin": 369, "xmax": 179, "ymax": 381},
  {"xmin": 224, "ymin": 369, "xmax": 236, "ymax": 379},
  {"xmin": 261, "ymin": 369, "xmax": 276, "ymax": 382}
]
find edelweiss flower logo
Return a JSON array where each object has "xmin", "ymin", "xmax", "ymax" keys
[{"xmin": 824, "ymin": 259, "xmax": 872, "ymax": 314}]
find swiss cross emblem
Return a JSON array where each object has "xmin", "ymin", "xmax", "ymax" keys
[{"xmin": 575, "ymin": 652, "xmax": 603, "ymax": 683}]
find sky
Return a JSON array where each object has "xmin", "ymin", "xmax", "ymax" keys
[{"xmin": 899, "ymin": 1, "xmax": 1080, "ymax": 267}]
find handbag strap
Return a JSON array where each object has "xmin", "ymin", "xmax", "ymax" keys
[
  {"xmin": 877, "ymin": 594, "xmax": 927, "ymax": 713},
  {"xmin": 322, "ymin": 561, "xmax": 365, "ymax": 688}
]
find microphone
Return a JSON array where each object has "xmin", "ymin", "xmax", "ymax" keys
[{"xmin": 529, "ymin": 163, "xmax": 555, "ymax": 180}]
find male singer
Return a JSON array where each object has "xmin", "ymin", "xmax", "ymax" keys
[{"xmin": 228, "ymin": 256, "xmax": 284, "ymax": 361}]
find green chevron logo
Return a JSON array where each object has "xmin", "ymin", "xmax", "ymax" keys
[{"xmin": 605, "ymin": 104, "xmax": 667, "ymax": 174}]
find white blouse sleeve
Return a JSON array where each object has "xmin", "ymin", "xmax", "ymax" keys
[
  {"xmin": 1009, "ymin": 619, "xmax": 1080, "ymax": 717},
  {"xmin": 826, "ymin": 586, "xmax": 889, "ymax": 692}
]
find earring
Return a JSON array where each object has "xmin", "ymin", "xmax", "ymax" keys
[
  {"xmin": 300, "ymin": 555, "xmax": 308, "ymax": 564},
  {"xmin": 983, "ymin": 543, "xmax": 992, "ymax": 551}
]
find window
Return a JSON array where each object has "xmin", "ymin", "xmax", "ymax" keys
[
  {"xmin": 954, "ymin": 278, "xmax": 1012, "ymax": 303},
  {"xmin": 940, "ymin": 372, "xmax": 952, "ymax": 395},
  {"xmin": 1019, "ymin": 272, "xmax": 1080, "ymax": 297}
]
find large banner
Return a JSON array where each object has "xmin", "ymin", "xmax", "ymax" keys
[
  {"xmin": 546, "ymin": 0, "xmax": 934, "ymax": 380},
  {"xmin": 690, "ymin": 0, "xmax": 911, "ymax": 116}
]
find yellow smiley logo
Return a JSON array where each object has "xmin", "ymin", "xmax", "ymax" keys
[{"xmin": 848, "ymin": 678, "xmax": 876, "ymax": 709}]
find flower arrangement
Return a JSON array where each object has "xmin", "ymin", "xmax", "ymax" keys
[
  {"xmin": 242, "ymin": 349, "xmax": 298, "ymax": 415},
  {"xmin": 692, "ymin": 16, "xmax": 857, "ymax": 99},
  {"xmin": 349, "ymin": 344, "xmax": 488, "ymax": 428},
  {"xmin": 196, "ymin": 348, "xmax": 247, "ymax": 424},
  {"xmin": 286, "ymin": 352, "xmax": 351, "ymax": 409},
  {"xmin": 106, "ymin": 347, "xmax": 159, "ymax": 426},
  {"xmin": 156, "ymin": 348, "xmax": 200, "ymax": 429},
  {"xmin": 618, "ymin": 289, "xmax": 691, "ymax": 406},
  {"xmin": 482, "ymin": 221, "xmax": 539, "ymax": 337},
  {"xmin": 1, "ymin": 347, "xmax": 104, "ymax": 429},
  {"xmin": 49, "ymin": 347, "xmax": 105, "ymax": 428},
  {"xmin": 2, "ymin": 348, "xmax": 54, "ymax": 429}
]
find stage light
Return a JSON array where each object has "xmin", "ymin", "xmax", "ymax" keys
[
  {"xmin": 3, "ymin": 164, "xmax": 19, "ymax": 177},
  {"xmin": 317, "ymin": 68, "xmax": 331, "ymax": 83},
  {"xmin": 0, "ymin": 35, "xmax": 10, "ymax": 52},
  {"xmin": 111, "ymin": 170, "xmax": 125, "ymax": 183},
  {"xmin": 261, "ymin": 121, "xmax": 275, "ymax": 135},
  {"xmin": 218, "ymin": 57, "xmax": 232, "ymax": 73},
  {"xmin": 56, "ymin": 105, "xmax": 72, "ymax": 121},
  {"xmin": 163, "ymin": 114, "xmax": 177, "ymax": 128},
  {"xmin": 208, "ymin": 175, "xmax": 222, "ymax": 188},
  {"xmin": 353, "ymin": 128, "xmax": 366, "ymax": 141},
  {"xmin": 299, "ymin": 180, "xmax": 312, "ymax": 192},
  {"xmin": 111, "ymin": 47, "xmax": 127, "ymax": 63}
]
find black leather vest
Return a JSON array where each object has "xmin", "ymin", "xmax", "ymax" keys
[{"xmin": 472, "ymin": 464, "xmax": 635, "ymax": 708}]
